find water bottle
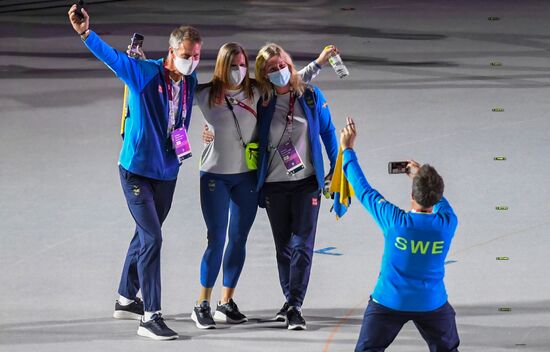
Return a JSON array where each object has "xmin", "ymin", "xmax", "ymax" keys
[
  {"xmin": 128, "ymin": 33, "xmax": 144, "ymax": 58},
  {"xmin": 325, "ymin": 45, "xmax": 349, "ymax": 78}
]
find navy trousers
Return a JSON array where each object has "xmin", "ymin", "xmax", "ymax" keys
[
  {"xmin": 199, "ymin": 171, "xmax": 258, "ymax": 288},
  {"xmin": 262, "ymin": 176, "xmax": 321, "ymax": 308},
  {"xmin": 355, "ymin": 298, "xmax": 460, "ymax": 352},
  {"xmin": 117, "ymin": 165, "xmax": 176, "ymax": 312}
]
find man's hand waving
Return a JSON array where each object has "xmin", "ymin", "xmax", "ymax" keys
[{"xmin": 340, "ymin": 116, "xmax": 357, "ymax": 150}]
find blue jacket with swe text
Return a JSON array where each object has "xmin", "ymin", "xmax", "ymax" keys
[
  {"xmin": 343, "ymin": 149, "xmax": 458, "ymax": 312},
  {"xmin": 84, "ymin": 31, "xmax": 197, "ymax": 181}
]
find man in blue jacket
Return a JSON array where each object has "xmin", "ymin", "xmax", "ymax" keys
[
  {"xmin": 68, "ymin": 5, "xmax": 201, "ymax": 340},
  {"xmin": 340, "ymin": 117, "xmax": 460, "ymax": 352}
]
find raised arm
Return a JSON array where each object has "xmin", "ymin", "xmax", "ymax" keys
[
  {"xmin": 340, "ymin": 117, "xmax": 403, "ymax": 230},
  {"xmin": 68, "ymin": 4, "xmax": 152, "ymax": 92},
  {"xmin": 298, "ymin": 45, "xmax": 339, "ymax": 84}
]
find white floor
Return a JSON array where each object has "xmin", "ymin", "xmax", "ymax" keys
[{"xmin": 1, "ymin": 0, "xmax": 549, "ymax": 351}]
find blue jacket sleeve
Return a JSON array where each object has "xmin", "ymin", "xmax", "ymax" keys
[
  {"xmin": 343, "ymin": 148, "xmax": 403, "ymax": 231},
  {"xmin": 83, "ymin": 31, "xmax": 156, "ymax": 92},
  {"xmin": 433, "ymin": 196, "xmax": 458, "ymax": 229},
  {"xmin": 315, "ymin": 87, "xmax": 338, "ymax": 175},
  {"xmin": 433, "ymin": 197, "xmax": 455, "ymax": 215}
]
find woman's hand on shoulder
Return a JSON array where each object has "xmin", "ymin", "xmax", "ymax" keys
[{"xmin": 202, "ymin": 124, "xmax": 214, "ymax": 144}]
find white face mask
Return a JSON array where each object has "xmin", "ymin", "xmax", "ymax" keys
[
  {"xmin": 229, "ymin": 66, "xmax": 247, "ymax": 86},
  {"xmin": 267, "ymin": 66, "xmax": 291, "ymax": 87},
  {"xmin": 174, "ymin": 55, "xmax": 199, "ymax": 76}
]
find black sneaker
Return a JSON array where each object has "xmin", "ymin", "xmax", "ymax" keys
[
  {"xmin": 213, "ymin": 299, "xmax": 248, "ymax": 324},
  {"xmin": 274, "ymin": 302, "xmax": 290, "ymax": 322},
  {"xmin": 137, "ymin": 313, "xmax": 178, "ymax": 340},
  {"xmin": 113, "ymin": 297, "xmax": 144, "ymax": 320},
  {"xmin": 191, "ymin": 301, "xmax": 216, "ymax": 329},
  {"xmin": 287, "ymin": 306, "xmax": 306, "ymax": 330}
]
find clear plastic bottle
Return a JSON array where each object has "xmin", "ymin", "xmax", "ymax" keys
[{"xmin": 326, "ymin": 45, "xmax": 349, "ymax": 78}]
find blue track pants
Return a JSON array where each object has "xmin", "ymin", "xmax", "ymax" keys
[
  {"xmin": 117, "ymin": 165, "xmax": 176, "ymax": 312},
  {"xmin": 262, "ymin": 176, "xmax": 321, "ymax": 308},
  {"xmin": 199, "ymin": 171, "xmax": 258, "ymax": 288},
  {"xmin": 355, "ymin": 298, "xmax": 460, "ymax": 352}
]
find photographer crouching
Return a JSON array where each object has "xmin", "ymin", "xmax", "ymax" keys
[{"xmin": 340, "ymin": 117, "xmax": 460, "ymax": 352}]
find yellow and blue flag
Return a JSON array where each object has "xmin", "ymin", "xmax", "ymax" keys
[{"xmin": 329, "ymin": 147, "xmax": 354, "ymax": 219}]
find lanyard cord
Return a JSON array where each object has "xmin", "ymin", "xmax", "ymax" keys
[
  {"xmin": 165, "ymin": 71, "xmax": 186, "ymax": 131},
  {"xmin": 277, "ymin": 90, "xmax": 295, "ymax": 147},
  {"xmin": 286, "ymin": 90, "xmax": 295, "ymax": 139},
  {"xmin": 226, "ymin": 95, "xmax": 257, "ymax": 118},
  {"xmin": 266, "ymin": 91, "xmax": 296, "ymax": 172},
  {"xmin": 224, "ymin": 96, "xmax": 248, "ymax": 148}
]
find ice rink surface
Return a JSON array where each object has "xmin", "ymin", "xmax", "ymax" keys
[{"xmin": 1, "ymin": 0, "xmax": 549, "ymax": 351}]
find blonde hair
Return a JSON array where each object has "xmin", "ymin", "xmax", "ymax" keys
[
  {"xmin": 255, "ymin": 43, "xmax": 306, "ymax": 102},
  {"xmin": 206, "ymin": 42, "xmax": 254, "ymax": 107}
]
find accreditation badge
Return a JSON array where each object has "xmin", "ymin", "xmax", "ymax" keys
[
  {"xmin": 171, "ymin": 127, "xmax": 192, "ymax": 163},
  {"xmin": 277, "ymin": 140, "xmax": 305, "ymax": 175}
]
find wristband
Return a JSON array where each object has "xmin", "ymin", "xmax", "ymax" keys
[{"xmin": 314, "ymin": 61, "xmax": 322, "ymax": 70}]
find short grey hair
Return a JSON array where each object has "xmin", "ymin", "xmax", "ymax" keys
[
  {"xmin": 412, "ymin": 164, "xmax": 444, "ymax": 208},
  {"xmin": 169, "ymin": 26, "xmax": 202, "ymax": 49}
]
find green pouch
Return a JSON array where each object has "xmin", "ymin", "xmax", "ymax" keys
[{"xmin": 245, "ymin": 142, "xmax": 259, "ymax": 170}]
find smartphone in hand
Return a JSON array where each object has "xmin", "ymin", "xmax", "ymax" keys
[
  {"xmin": 128, "ymin": 33, "xmax": 145, "ymax": 58},
  {"xmin": 388, "ymin": 161, "xmax": 409, "ymax": 174},
  {"xmin": 74, "ymin": 0, "xmax": 86, "ymax": 22}
]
